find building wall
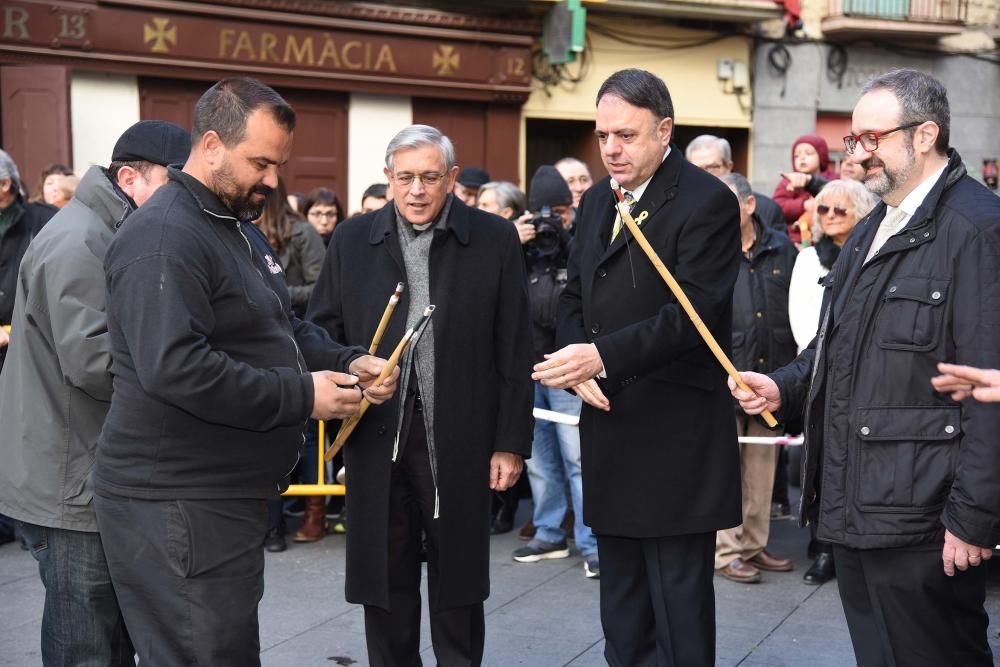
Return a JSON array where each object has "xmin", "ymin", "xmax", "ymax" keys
[
  {"xmin": 751, "ymin": 42, "xmax": 1000, "ymax": 195},
  {"xmin": 70, "ymin": 72, "xmax": 140, "ymax": 172},
  {"xmin": 346, "ymin": 94, "xmax": 411, "ymax": 214},
  {"xmin": 524, "ymin": 16, "xmax": 753, "ymax": 128}
]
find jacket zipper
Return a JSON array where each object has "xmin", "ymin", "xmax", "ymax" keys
[{"xmin": 231, "ymin": 217, "xmax": 305, "ymax": 487}]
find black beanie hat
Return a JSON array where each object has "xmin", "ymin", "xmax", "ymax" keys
[
  {"xmin": 528, "ymin": 165, "xmax": 573, "ymax": 210},
  {"xmin": 112, "ymin": 120, "xmax": 191, "ymax": 167}
]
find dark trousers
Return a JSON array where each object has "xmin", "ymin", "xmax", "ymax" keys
[
  {"xmin": 94, "ymin": 493, "xmax": 268, "ymax": 667},
  {"xmin": 363, "ymin": 412, "xmax": 485, "ymax": 667},
  {"xmin": 598, "ymin": 531, "xmax": 716, "ymax": 667},
  {"xmin": 833, "ymin": 544, "xmax": 993, "ymax": 667},
  {"xmin": 17, "ymin": 522, "xmax": 135, "ymax": 666}
]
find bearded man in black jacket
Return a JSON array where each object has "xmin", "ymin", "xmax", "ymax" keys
[
  {"xmin": 93, "ymin": 78, "xmax": 397, "ymax": 666},
  {"xmin": 734, "ymin": 69, "xmax": 1000, "ymax": 666}
]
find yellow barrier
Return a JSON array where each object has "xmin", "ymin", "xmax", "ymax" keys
[
  {"xmin": 1, "ymin": 325, "xmax": 10, "ymax": 334},
  {"xmin": 282, "ymin": 420, "xmax": 346, "ymax": 496}
]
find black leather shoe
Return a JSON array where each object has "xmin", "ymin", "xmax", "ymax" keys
[
  {"xmin": 264, "ymin": 528, "xmax": 287, "ymax": 553},
  {"xmin": 803, "ymin": 553, "xmax": 835, "ymax": 585},
  {"xmin": 490, "ymin": 517, "xmax": 513, "ymax": 535}
]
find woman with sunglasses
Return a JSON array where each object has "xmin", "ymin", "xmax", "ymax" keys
[
  {"xmin": 787, "ymin": 178, "xmax": 876, "ymax": 585},
  {"xmin": 789, "ymin": 179, "xmax": 877, "ymax": 351}
]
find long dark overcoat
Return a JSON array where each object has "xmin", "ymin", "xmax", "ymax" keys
[
  {"xmin": 557, "ymin": 146, "xmax": 743, "ymax": 538},
  {"xmin": 307, "ymin": 197, "xmax": 534, "ymax": 611}
]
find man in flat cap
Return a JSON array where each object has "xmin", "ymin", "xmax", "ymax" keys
[
  {"xmin": 453, "ymin": 165, "xmax": 490, "ymax": 207},
  {"xmin": 0, "ymin": 119, "xmax": 190, "ymax": 666}
]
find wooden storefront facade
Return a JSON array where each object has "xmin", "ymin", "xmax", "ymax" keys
[{"xmin": 0, "ymin": 0, "xmax": 535, "ymax": 206}]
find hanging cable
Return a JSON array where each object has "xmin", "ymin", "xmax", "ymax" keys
[{"xmin": 766, "ymin": 43, "xmax": 792, "ymax": 97}]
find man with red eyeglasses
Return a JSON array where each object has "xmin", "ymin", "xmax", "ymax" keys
[{"xmin": 731, "ymin": 69, "xmax": 1000, "ymax": 666}]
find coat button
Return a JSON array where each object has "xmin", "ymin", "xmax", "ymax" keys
[
  {"xmin": 377, "ymin": 426, "xmax": 387, "ymax": 436},
  {"xmin": 598, "ymin": 268, "xmax": 607, "ymax": 278},
  {"xmin": 923, "ymin": 232, "xmax": 930, "ymax": 238},
  {"xmin": 855, "ymin": 247, "xmax": 860, "ymax": 252},
  {"xmin": 909, "ymin": 237, "xmax": 916, "ymax": 243},
  {"xmin": 755, "ymin": 311, "xmax": 763, "ymax": 318},
  {"xmin": 889, "ymin": 286, "xmax": 897, "ymax": 293},
  {"xmin": 758, "ymin": 357, "xmax": 765, "ymax": 365},
  {"xmin": 931, "ymin": 291, "xmax": 941, "ymax": 300},
  {"xmin": 945, "ymin": 425, "xmax": 955, "ymax": 434},
  {"xmin": 860, "ymin": 426, "xmax": 871, "ymax": 435},
  {"xmin": 591, "ymin": 324, "xmax": 600, "ymax": 334}
]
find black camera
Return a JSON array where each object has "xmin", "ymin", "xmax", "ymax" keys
[{"xmin": 528, "ymin": 206, "xmax": 564, "ymax": 257}]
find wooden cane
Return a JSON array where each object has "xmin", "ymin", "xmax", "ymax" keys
[
  {"xmin": 369, "ymin": 283, "xmax": 404, "ymax": 355},
  {"xmin": 325, "ymin": 305, "xmax": 435, "ymax": 461},
  {"xmin": 330, "ymin": 283, "xmax": 405, "ymax": 451},
  {"xmin": 610, "ymin": 180, "xmax": 779, "ymax": 428}
]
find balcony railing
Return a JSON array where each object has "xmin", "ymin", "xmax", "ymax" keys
[
  {"xmin": 824, "ymin": 0, "xmax": 968, "ymax": 37},
  {"xmin": 830, "ymin": 0, "xmax": 967, "ymax": 22}
]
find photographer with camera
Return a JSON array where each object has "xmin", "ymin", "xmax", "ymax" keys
[{"xmin": 508, "ymin": 167, "xmax": 598, "ymax": 578}]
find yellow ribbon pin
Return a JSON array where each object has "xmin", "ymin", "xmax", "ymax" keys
[{"xmin": 635, "ymin": 211, "xmax": 649, "ymax": 226}]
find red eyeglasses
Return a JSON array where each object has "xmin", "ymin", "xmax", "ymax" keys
[
  {"xmin": 816, "ymin": 205, "xmax": 849, "ymax": 217},
  {"xmin": 843, "ymin": 122, "xmax": 923, "ymax": 154}
]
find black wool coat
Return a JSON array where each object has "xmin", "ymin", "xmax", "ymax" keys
[
  {"xmin": 557, "ymin": 146, "xmax": 743, "ymax": 538},
  {"xmin": 307, "ymin": 197, "xmax": 534, "ymax": 611}
]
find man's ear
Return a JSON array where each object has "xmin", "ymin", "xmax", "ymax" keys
[
  {"xmin": 0, "ymin": 178, "xmax": 12, "ymax": 195},
  {"xmin": 658, "ymin": 117, "xmax": 674, "ymax": 147},
  {"xmin": 200, "ymin": 130, "xmax": 225, "ymax": 166},
  {"xmin": 116, "ymin": 165, "xmax": 139, "ymax": 199},
  {"xmin": 914, "ymin": 121, "xmax": 940, "ymax": 156}
]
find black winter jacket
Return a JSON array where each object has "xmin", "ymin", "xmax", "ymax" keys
[
  {"xmin": 0, "ymin": 196, "xmax": 56, "ymax": 369},
  {"xmin": 771, "ymin": 151, "xmax": 1000, "ymax": 550},
  {"xmin": 732, "ymin": 216, "xmax": 799, "ymax": 377},
  {"xmin": 95, "ymin": 168, "xmax": 362, "ymax": 500}
]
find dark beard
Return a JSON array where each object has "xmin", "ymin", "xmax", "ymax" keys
[
  {"xmin": 861, "ymin": 141, "xmax": 915, "ymax": 198},
  {"xmin": 211, "ymin": 160, "xmax": 272, "ymax": 221}
]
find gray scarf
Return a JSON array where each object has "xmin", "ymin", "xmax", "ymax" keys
[{"xmin": 393, "ymin": 196, "xmax": 453, "ymax": 517}]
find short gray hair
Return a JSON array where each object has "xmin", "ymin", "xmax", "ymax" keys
[
  {"xmin": 812, "ymin": 179, "xmax": 879, "ymax": 240},
  {"xmin": 719, "ymin": 172, "xmax": 753, "ymax": 205},
  {"xmin": 0, "ymin": 149, "xmax": 21, "ymax": 184},
  {"xmin": 555, "ymin": 157, "xmax": 590, "ymax": 175},
  {"xmin": 478, "ymin": 181, "xmax": 527, "ymax": 218},
  {"xmin": 685, "ymin": 134, "xmax": 732, "ymax": 162},
  {"xmin": 862, "ymin": 69, "xmax": 950, "ymax": 154},
  {"xmin": 385, "ymin": 124, "xmax": 455, "ymax": 172}
]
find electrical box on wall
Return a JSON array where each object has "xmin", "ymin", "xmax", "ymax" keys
[
  {"xmin": 732, "ymin": 61, "xmax": 749, "ymax": 92},
  {"xmin": 717, "ymin": 58, "xmax": 734, "ymax": 81}
]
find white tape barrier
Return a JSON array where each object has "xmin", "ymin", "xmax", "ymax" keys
[
  {"xmin": 532, "ymin": 407, "xmax": 580, "ymax": 426},
  {"xmin": 532, "ymin": 408, "xmax": 802, "ymax": 446},
  {"xmin": 738, "ymin": 436, "xmax": 803, "ymax": 446}
]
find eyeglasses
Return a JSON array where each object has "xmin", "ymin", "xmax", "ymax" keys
[
  {"xmin": 843, "ymin": 122, "xmax": 923, "ymax": 154},
  {"xmin": 392, "ymin": 171, "xmax": 446, "ymax": 188},
  {"xmin": 308, "ymin": 210, "xmax": 338, "ymax": 220},
  {"xmin": 698, "ymin": 162, "xmax": 727, "ymax": 175},
  {"xmin": 816, "ymin": 204, "xmax": 849, "ymax": 217}
]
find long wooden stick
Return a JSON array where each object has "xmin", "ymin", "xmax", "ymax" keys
[
  {"xmin": 369, "ymin": 283, "xmax": 404, "ymax": 355},
  {"xmin": 610, "ymin": 180, "xmax": 778, "ymax": 428},
  {"xmin": 329, "ymin": 283, "xmax": 404, "ymax": 453},
  {"xmin": 325, "ymin": 305, "xmax": 435, "ymax": 460}
]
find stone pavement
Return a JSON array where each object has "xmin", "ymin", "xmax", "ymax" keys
[{"xmin": 1, "ymin": 506, "xmax": 999, "ymax": 666}]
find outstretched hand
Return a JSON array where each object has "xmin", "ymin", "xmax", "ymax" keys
[{"xmin": 932, "ymin": 362, "xmax": 1000, "ymax": 403}]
